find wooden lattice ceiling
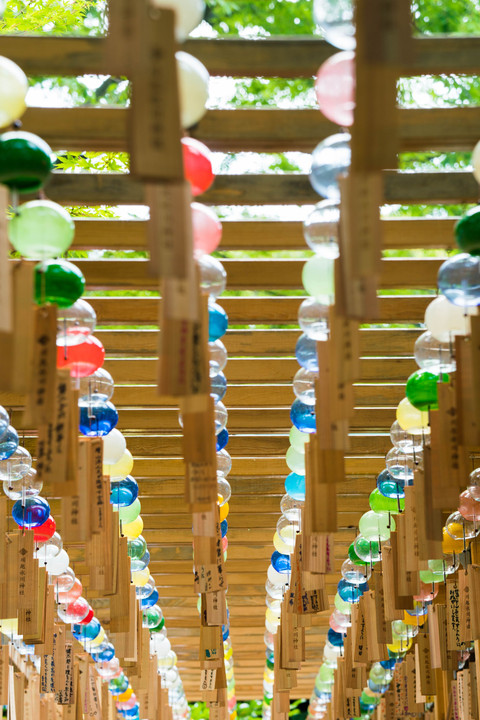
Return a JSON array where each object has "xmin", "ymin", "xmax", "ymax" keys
[{"xmin": 0, "ymin": 32, "xmax": 475, "ymax": 701}]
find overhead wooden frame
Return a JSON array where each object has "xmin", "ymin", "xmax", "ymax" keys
[{"xmin": 0, "ymin": 26, "xmax": 476, "ymax": 700}]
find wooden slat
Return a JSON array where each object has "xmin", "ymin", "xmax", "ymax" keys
[
  {"xmin": 40, "ymin": 170, "xmax": 478, "ymax": 205},
  {"xmin": 71, "ymin": 256, "xmax": 442, "ymax": 290},
  {"xmin": 91, "ymin": 327, "xmax": 422, "ymax": 356},
  {"xmin": 398, "ymin": 107, "xmax": 480, "ymax": 151},
  {"xmin": 21, "ymin": 431, "xmax": 390, "ymax": 458},
  {"xmin": 188, "ymin": 36, "xmax": 480, "ymax": 76},
  {"xmin": 62, "ymin": 532, "xmax": 359, "ymax": 563},
  {"xmin": 116, "ymin": 406, "xmax": 397, "ymax": 431},
  {"xmin": 0, "ymin": 35, "xmax": 334, "ymax": 76},
  {"xmin": 95, "ymin": 326, "xmax": 422, "ymax": 357},
  {"xmin": 20, "ymin": 106, "xmax": 480, "ymax": 152},
  {"xmin": 9, "ymin": 405, "xmax": 398, "ymax": 433},
  {"xmin": 4, "ymin": 35, "xmax": 480, "ymax": 77},
  {"xmin": 41, "ymin": 493, "xmax": 370, "ymax": 517},
  {"xmin": 97, "ymin": 356, "xmax": 416, "ymax": 383},
  {"xmin": 58, "ymin": 475, "xmax": 380, "ymax": 502},
  {"xmin": 10, "ymin": 406, "xmax": 401, "ymax": 433},
  {"xmin": 87, "ymin": 296, "xmax": 432, "ymax": 326},
  {"xmin": 0, "ymin": 382, "xmax": 407, "ymax": 409},
  {"xmin": 109, "ymin": 455, "xmax": 388, "ymax": 477},
  {"xmin": 67, "ymin": 217, "xmax": 455, "ymax": 251}
]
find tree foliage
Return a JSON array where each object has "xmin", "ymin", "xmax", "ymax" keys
[
  {"xmin": 0, "ymin": 0, "xmax": 106, "ymax": 36},
  {"xmin": 412, "ymin": 0, "xmax": 480, "ymax": 34},
  {"xmin": 204, "ymin": 0, "xmax": 315, "ymax": 36}
]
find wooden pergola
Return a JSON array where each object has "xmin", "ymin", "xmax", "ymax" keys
[{"xmin": 0, "ymin": 29, "xmax": 475, "ymax": 702}]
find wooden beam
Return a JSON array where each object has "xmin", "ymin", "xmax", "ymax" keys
[
  {"xmin": 20, "ymin": 431, "xmax": 392, "ymax": 458},
  {"xmin": 4, "ymin": 35, "xmax": 480, "ymax": 76},
  {"xmin": 62, "ymin": 256, "xmax": 442, "ymax": 290},
  {"xmin": 40, "ymin": 170, "xmax": 479, "ymax": 205},
  {"xmin": 9, "ymin": 406, "xmax": 399, "ymax": 433},
  {"xmin": 0, "ymin": 381, "xmax": 407, "ymax": 409},
  {"xmin": 90, "ymin": 326, "xmax": 422, "ymax": 355},
  {"xmin": 83, "ymin": 296, "xmax": 432, "ymax": 326},
  {"xmin": 20, "ymin": 106, "xmax": 480, "ymax": 152},
  {"xmin": 86, "ymin": 355, "xmax": 416, "ymax": 384},
  {"xmin": 66, "ymin": 217, "xmax": 456, "ymax": 251}
]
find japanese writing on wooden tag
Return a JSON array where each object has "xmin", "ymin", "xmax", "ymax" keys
[
  {"xmin": 128, "ymin": 5, "xmax": 183, "ymax": 183},
  {"xmin": 303, "ymin": 532, "xmax": 333, "ymax": 573},
  {"xmin": 451, "ymin": 680, "xmax": 461, "ymax": 720},
  {"xmin": 37, "ymin": 370, "xmax": 77, "ymax": 495},
  {"xmin": 200, "ymin": 668, "xmax": 217, "ymax": 691},
  {"xmin": 403, "ymin": 486, "xmax": 420, "ymax": 571},
  {"xmin": 459, "ymin": 569, "xmax": 472, "ymax": 644},
  {"xmin": 415, "ymin": 633, "xmax": 436, "ymax": 697},
  {"xmin": 85, "ymin": 664, "xmax": 102, "ymax": 718},
  {"xmin": 21, "ymin": 565, "xmax": 46, "ymax": 644},
  {"xmin": 372, "ymin": 564, "xmax": 390, "ymax": 644},
  {"xmin": 41, "ymin": 653, "xmax": 55, "ymax": 694},
  {"xmin": 344, "ymin": 695, "xmax": 360, "ymax": 718},
  {"xmin": 23, "ymin": 304, "xmax": 57, "ymax": 427},
  {"xmin": 393, "ymin": 662, "xmax": 408, "ymax": 717},
  {"xmin": 55, "ymin": 643, "xmax": 74, "ymax": 705},
  {"xmin": 17, "ymin": 530, "xmax": 35, "ymax": 609},
  {"xmin": 300, "ymin": 571, "xmax": 328, "ymax": 614},
  {"xmin": 338, "ymin": 172, "xmax": 382, "ymax": 320},
  {"xmin": 52, "ymin": 622, "xmax": 66, "ymax": 693},
  {"xmin": 89, "ymin": 438, "xmax": 105, "ymax": 532},
  {"xmin": 413, "ymin": 463, "xmax": 443, "ymax": 559},
  {"xmin": 146, "ymin": 183, "xmax": 194, "ymax": 281},
  {"xmin": 62, "ymin": 437, "xmax": 93, "ymax": 543},
  {"xmin": 204, "ymin": 591, "xmax": 227, "ymax": 627},
  {"xmin": 186, "ymin": 461, "xmax": 217, "ymax": 508},
  {"xmin": 1, "ymin": 533, "xmax": 20, "ymax": 620},
  {"xmin": 279, "ymin": 605, "xmax": 302, "ymax": 670},
  {"xmin": 354, "ymin": 597, "xmax": 368, "ymax": 665},
  {"xmin": 447, "ymin": 576, "xmax": 462, "ymax": 651},
  {"xmin": 194, "ymin": 563, "xmax": 222, "ymax": 594},
  {"xmin": 363, "ymin": 590, "xmax": 388, "ymax": 662},
  {"xmin": 339, "ymin": 171, "xmax": 383, "ymax": 277},
  {"xmin": 183, "ymin": 396, "xmax": 217, "ymax": 509},
  {"xmin": 158, "ymin": 278, "xmax": 204, "ymax": 397},
  {"xmin": 429, "ymin": 386, "xmax": 463, "ymax": 509}
]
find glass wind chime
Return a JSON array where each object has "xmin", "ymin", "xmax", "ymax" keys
[
  {"xmin": 304, "ymin": 0, "xmax": 480, "ymax": 715},
  {"xmin": 0, "ymin": 54, "xmax": 196, "ymax": 720},
  {"xmin": 179, "ymin": 135, "xmax": 238, "ymax": 718}
]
